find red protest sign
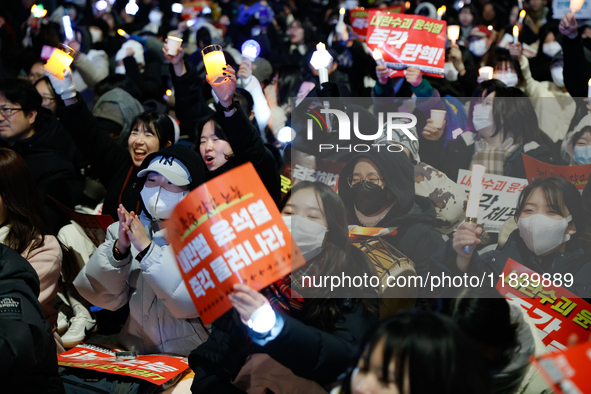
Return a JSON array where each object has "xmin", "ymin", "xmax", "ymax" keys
[
  {"xmin": 496, "ymin": 258, "xmax": 591, "ymax": 353},
  {"xmin": 523, "ymin": 154, "xmax": 591, "ymax": 191},
  {"xmin": 49, "ymin": 197, "xmax": 114, "ymax": 247},
  {"xmin": 58, "ymin": 344, "xmax": 189, "ymax": 385},
  {"xmin": 181, "ymin": 0, "xmax": 211, "ymax": 19},
  {"xmin": 532, "ymin": 342, "xmax": 591, "ymax": 394},
  {"xmin": 280, "ymin": 149, "xmax": 346, "ymax": 199},
  {"xmin": 166, "ymin": 163, "xmax": 305, "ymax": 325},
  {"xmin": 350, "ymin": 6, "xmax": 404, "ymax": 40},
  {"xmin": 366, "ymin": 11, "xmax": 446, "ymax": 77}
]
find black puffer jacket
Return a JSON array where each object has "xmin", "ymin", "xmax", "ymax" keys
[
  {"xmin": 0, "ymin": 244, "xmax": 64, "ymax": 393},
  {"xmin": 337, "ymin": 148, "xmax": 445, "ymax": 273}
]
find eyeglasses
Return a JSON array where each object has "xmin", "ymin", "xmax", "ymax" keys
[
  {"xmin": 0, "ymin": 107, "xmax": 22, "ymax": 118},
  {"xmin": 41, "ymin": 96, "xmax": 55, "ymax": 103},
  {"xmin": 347, "ymin": 175, "xmax": 383, "ymax": 188}
]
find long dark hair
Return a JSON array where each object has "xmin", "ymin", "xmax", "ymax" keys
[
  {"xmin": 276, "ymin": 65, "xmax": 303, "ymax": 107},
  {"xmin": 129, "ymin": 111, "xmax": 175, "ymax": 149},
  {"xmin": 341, "ymin": 312, "xmax": 490, "ymax": 394},
  {"xmin": 282, "ymin": 181, "xmax": 376, "ymax": 331},
  {"xmin": 0, "ymin": 148, "xmax": 51, "ymax": 254},
  {"xmin": 514, "ymin": 177, "xmax": 586, "ymax": 239}
]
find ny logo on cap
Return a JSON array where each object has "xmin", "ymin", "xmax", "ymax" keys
[{"xmin": 159, "ymin": 156, "xmax": 175, "ymax": 166}]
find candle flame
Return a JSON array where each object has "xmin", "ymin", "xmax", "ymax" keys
[
  {"xmin": 519, "ymin": 10, "xmax": 526, "ymax": 18},
  {"xmin": 117, "ymin": 29, "xmax": 127, "ymax": 37},
  {"xmin": 513, "ymin": 25, "xmax": 519, "ymax": 36},
  {"xmin": 447, "ymin": 25, "xmax": 460, "ymax": 41},
  {"xmin": 437, "ymin": 6, "xmax": 446, "ymax": 16},
  {"xmin": 488, "ymin": 25, "xmax": 493, "ymax": 31},
  {"xmin": 405, "ymin": 1, "xmax": 410, "ymax": 10},
  {"xmin": 372, "ymin": 48, "xmax": 383, "ymax": 60},
  {"xmin": 166, "ymin": 89, "xmax": 172, "ymax": 97},
  {"xmin": 588, "ymin": 78, "xmax": 591, "ymax": 86},
  {"xmin": 316, "ymin": 42, "xmax": 326, "ymax": 51},
  {"xmin": 339, "ymin": 7, "xmax": 345, "ymax": 15}
]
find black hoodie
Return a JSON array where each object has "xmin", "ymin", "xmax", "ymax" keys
[
  {"xmin": 338, "ymin": 149, "xmax": 445, "ymax": 271},
  {"xmin": 0, "ymin": 244, "xmax": 64, "ymax": 393}
]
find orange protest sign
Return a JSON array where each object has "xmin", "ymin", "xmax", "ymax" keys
[
  {"xmin": 166, "ymin": 163, "xmax": 304, "ymax": 325},
  {"xmin": 350, "ymin": 6, "xmax": 404, "ymax": 40},
  {"xmin": 365, "ymin": 11, "xmax": 447, "ymax": 77},
  {"xmin": 522, "ymin": 154, "xmax": 591, "ymax": 191},
  {"xmin": 58, "ymin": 344, "xmax": 189, "ymax": 384},
  {"xmin": 532, "ymin": 342, "xmax": 591, "ymax": 394},
  {"xmin": 496, "ymin": 258, "xmax": 591, "ymax": 353}
]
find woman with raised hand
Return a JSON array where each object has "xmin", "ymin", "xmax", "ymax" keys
[{"xmin": 73, "ymin": 145, "xmax": 209, "ymax": 355}]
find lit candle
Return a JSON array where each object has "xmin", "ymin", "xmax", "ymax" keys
[
  {"xmin": 117, "ymin": 29, "xmax": 130, "ymax": 39},
  {"xmin": 488, "ymin": 25, "xmax": 493, "ymax": 31},
  {"xmin": 447, "ymin": 25, "xmax": 460, "ymax": 46},
  {"xmin": 310, "ymin": 42, "xmax": 333, "ymax": 85},
  {"xmin": 478, "ymin": 66, "xmax": 494, "ymax": 80},
  {"xmin": 373, "ymin": 48, "xmax": 386, "ymax": 67},
  {"xmin": 437, "ymin": 6, "xmax": 446, "ymax": 20},
  {"xmin": 463, "ymin": 164, "xmax": 486, "ymax": 254},
  {"xmin": 513, "ymin": 25, "xmax": 519, "ymax": 43},
  {"xmin": 338, "ymin": 8, "xmax": 345, "ymax": 24},
  {"xmin": 45, "ymin": 46, "xmax": 75, "ymax": 79},
  {"xmin": 405, "ymin": 1, "xmax": 411, "ymax": 10},
  {"xmin": 518, "ymin": 10, "xmax": 526, "ymax": 23},
  {"xmin": 571, "ymin": 0, "xmax": 585, "ymax": 13},
  {"xmin": 587, "ymin": 78, "xmax": 591, "ymax": 98},
  {"xmin": 202, "ymin": 44, "xmax": 227, "ymax": 84}
]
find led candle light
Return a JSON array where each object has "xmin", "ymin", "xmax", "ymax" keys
[
  {"xmin": 117, "ymin": 29, "xmax": 130, "ymax": 39},
  {"xmin": 447, "ymin": 25, "xmax": 460, "ymax": 46},
  {"xmin": 488, "ymin": 25, "xmax": 493, "ymax": 31},
  {"xmin": 310, "ymin": 42, "xmax": 333, "ymax": 84},
  {"xmin": 463, "ymin": 164, "xmax": 486, "ymax": 254},
  {"xmin": 479, "ymin": 66, "xmax": 494, "ymax": 80},
  {"xmin": 167, "ymin": 36, "xmax": 183, "ymax": 56},
  {"xmin": 373, "ymin": 48, "xmax": 386, "ymax": 67},
  {"xmin": 202, "ymin": 44, "xmax": 227, "ymax": 84},
  {"xmin": 437, "ymin": 6, "xmax": 446, "ymax": 20},
  {"xmin": 45, "ymin": 44, "xmax": 76, "ymax": 79},
  {"xmin": 513, "ymin": 25, "xmax": 519, "ymax": 43},
  {"xmin": 62, "ymin": 15, "xmax": 74, "ymax": 41},
  {"xmin": 571, "ymin": 0, "xmax": 585, "ymax": 13},
  {"xmin": 171, "ymin": 3, "xmax": 183, "ymax": 13},
  {"xmin": 518, "ymin": 10, "xmax": 526, "ymax": 23},
  {"xmin": 241, "ymin": 39, "xmax": 261, "ymax": 62}
]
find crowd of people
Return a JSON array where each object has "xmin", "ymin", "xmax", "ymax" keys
[{"xmin": 1, "ymin": 0, "xmax": 591, "ymax": 392}]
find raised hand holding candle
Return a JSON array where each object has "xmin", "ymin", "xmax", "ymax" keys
[
  {"xmin": 44, "ymin": 44, "xmax": 77, "ymax": 79},
  {"xmin": 463, "ymin": 164, "xmax": 486, "ymax": 254},
  {"xmin": 373, "ymin": 48, "xmax": 386, "ymax": 67},
  {"xmin": 310, "ymin": 42, "xmax": 333, "ymax": 85},
  {"xmin": 513, "ymin": 25, "xmax": 519, "ymax": 43},
  {"xmin": 437, "ymin": 6, "xmax": 446, "ymax": 20},
  {"xmin": 202, "ymin": 44, "xmax": 227, "ymax": 84},
  {"xmin": 571, "ymin": 0, "xmax": 585, "ymax": 13},
  {"xmin": 447, "ymin": 25, "xmax": 460, "ymax": 46},
  {"xmin": 518, "ymin": 10, "xmax": 526, "ymax": 23}
]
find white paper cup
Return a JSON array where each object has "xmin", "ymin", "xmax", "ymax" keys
[
  {"xmin": 431, "ymin": 109, "xmax": 446, "ymax": 128},
  {"xmin": 167, "ymin": 36, "xmax": 183, "ymax": 56},
  {"xmin": 478, "ymin": 66, "xmax": 494, "ymax": 80}
]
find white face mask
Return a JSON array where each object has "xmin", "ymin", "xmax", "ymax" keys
[
  {"xmin": 115, "ymin": 65, "xmax": 126, "ymax": 75},
  {"xmin": 148, "ymin": 9, "xmax": 163, "ymax": 25},
  {"xmin": 542, "ymin": 41, "xmax": 562, "ymax": 58},
  {"xmin": 494, "ymin": 72, "xmax": 519, "ymax": 87},
  {"xmin": 518, "ymin": 214, "xmax": 572, "ymax": 256},
  {"xmin": 551, "ymin": 66, "xmax": 565, "ymax": 87},
  {"xmin": 472, "ymin": 104, "xmax": 493, "ymax": 132},
  {"xmin": 444, "ymin": 62, "xmax": 459, "ymax": 82},
  {"xmin": 574, "ymin": 145, "xmax": 591, "ymax": 164},
  {"xmin": 469, "ymin": 39, "xmax": 489, "ymax": 57},
  {"xmin": 282, "ymin": 215, "xmax": 327, "ymax": 262},
  {"xmin": 140, "ymin": 187, "xmax": 187, "ymax": 220}
]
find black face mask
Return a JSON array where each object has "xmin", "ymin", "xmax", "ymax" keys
[{"xmin": 352, "ymin": 181, "xmax": 390, "ymax": 216}]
